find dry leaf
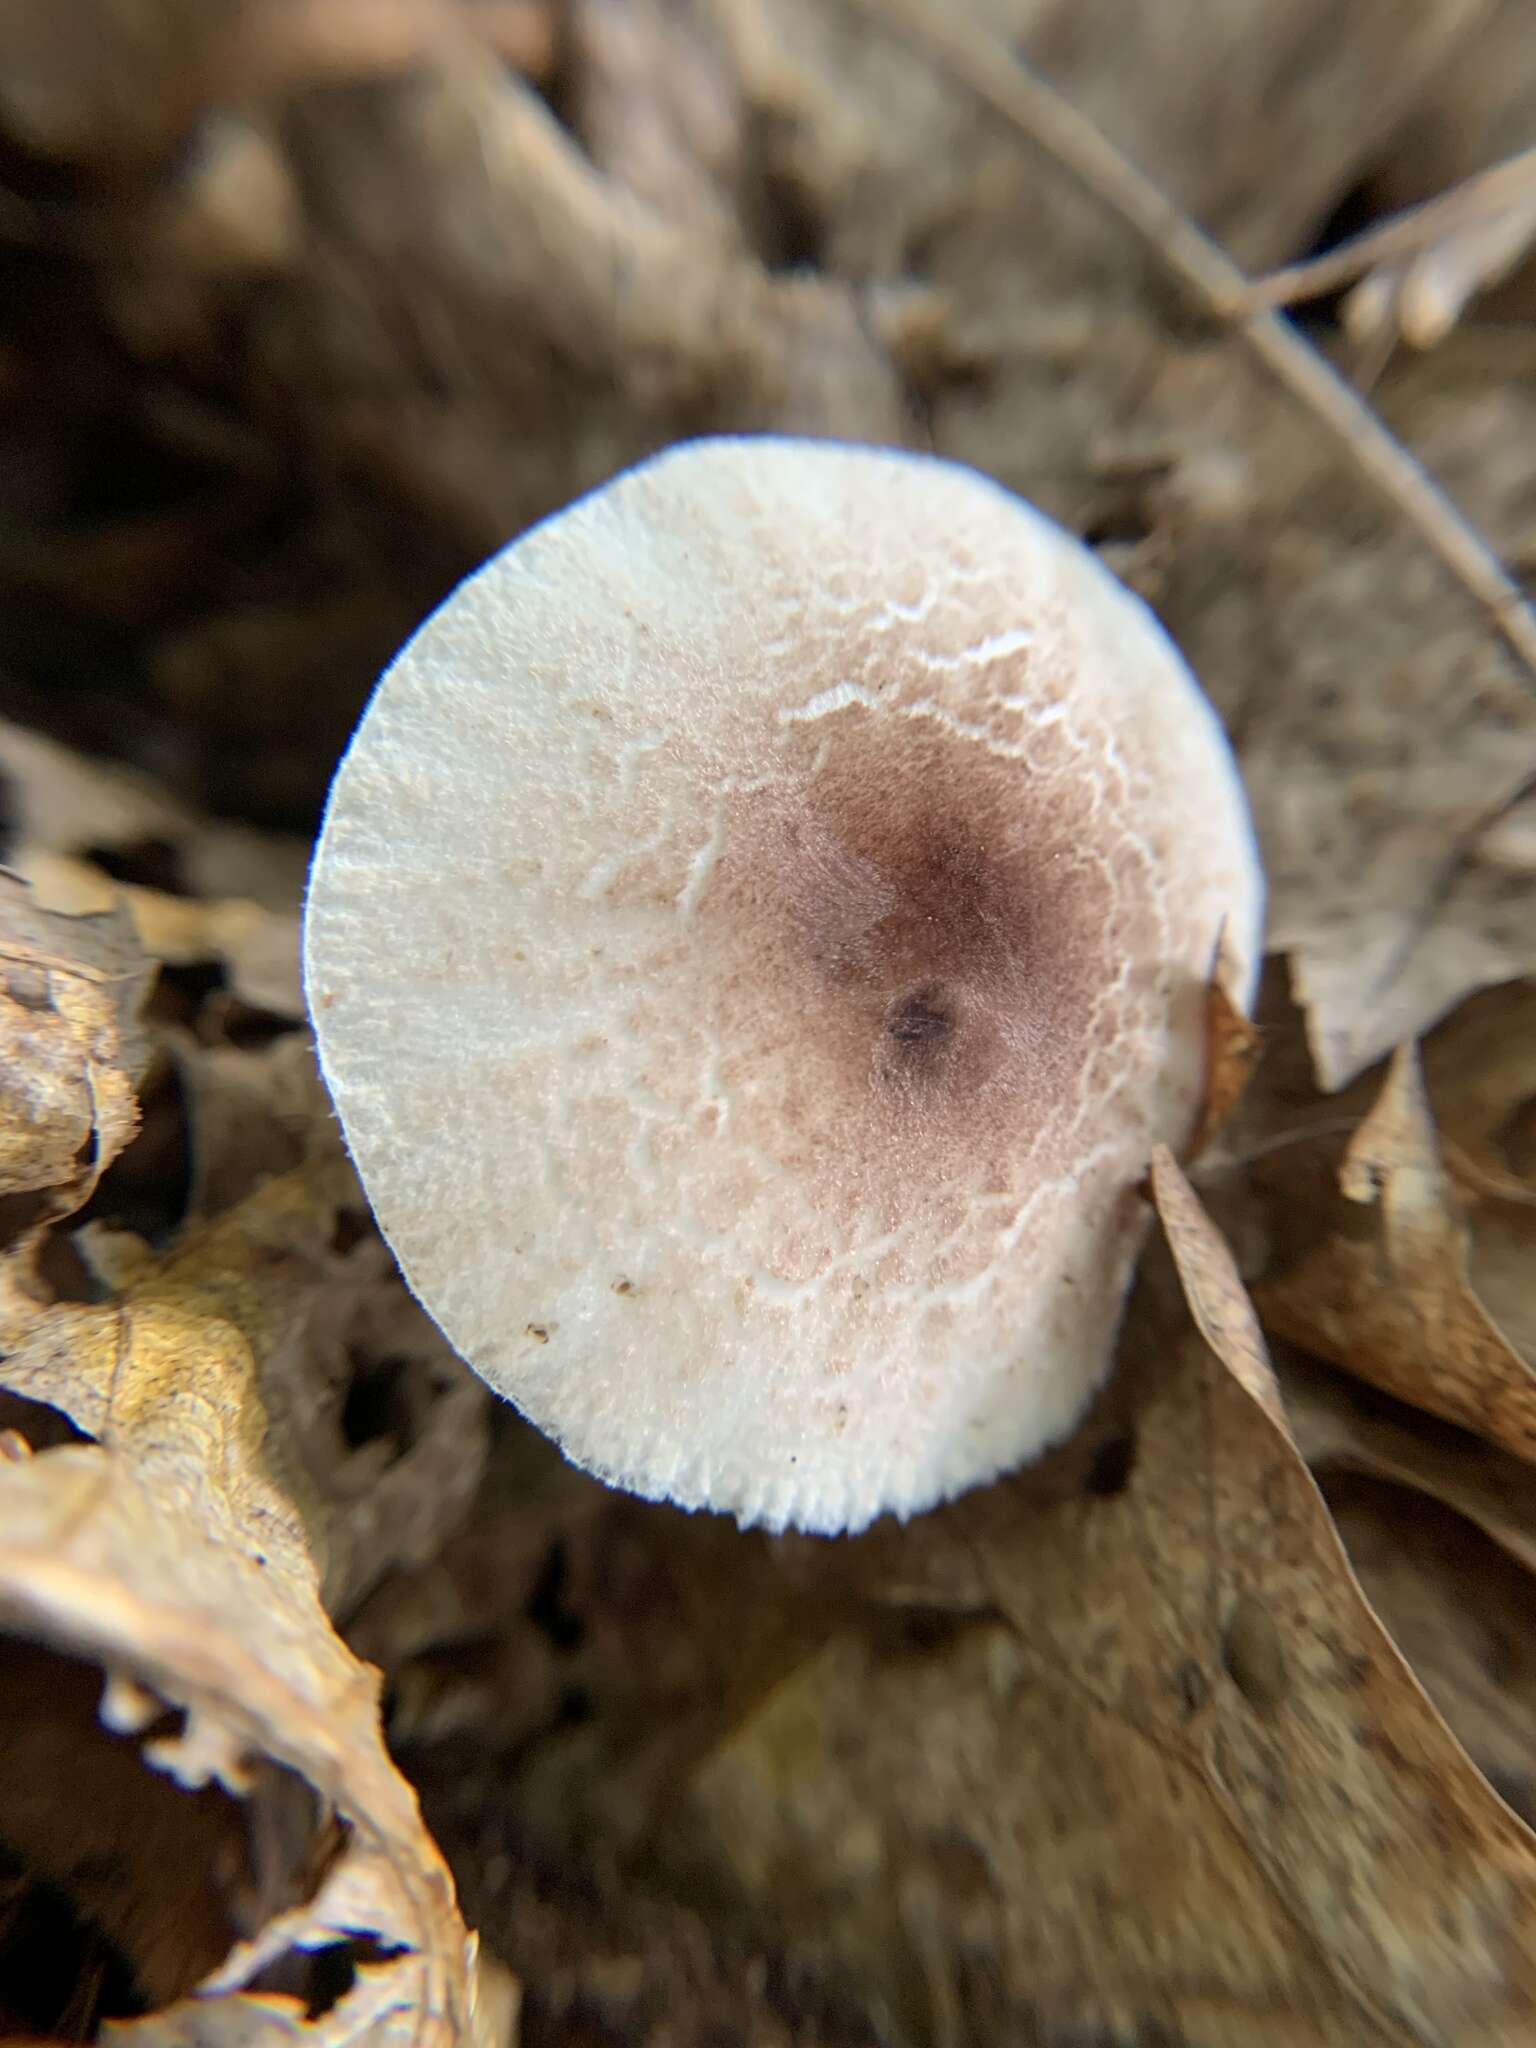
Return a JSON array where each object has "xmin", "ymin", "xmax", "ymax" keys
[
  {"xmin": 0, "ymin": 717, "xmax": 311, "ymax": 917},
  {"xmin": 1419, "ymin": 981, "xmax": 1536, "ymax": 1202},
  {"xmin": 1284, "ymin": 1351, "xmax": 1536, "ymax": 1584},
  {"xmin": 0, "ymin": 870, "xmax": 154, "ymax": 1227},
  {"xmin": 1186, "ymin": 945, "xmax": 1262, "ymax": 1164},
  {"xmin": 162, "ymin": 1032, "xmax": 326, "ymax": 1225},
  {"xmin": 1258, "ymin": 1043, "xmax": 1536, "ymax": 1460},
  {"xmin": 1149, "ymin": 1143, "xmax": 1284, "ymax": 1424},
  {"xmin": 7, "ymin": 5, "xmax": 1536, "ymax": 2041},
  {"xmin": 0, "ymin": 1168, "xmax": 496, "ymax": 2040},
  {"xmin": 1322, "ymin": 1472, "xmax": 1536, "ymax": 1836},
  {"xmin": 23, "ymin": 849, "xmax": 302, "ymax": 1022},
  {"xmin": 643, "ymin": 1163, "xmax": 1536, "ymax": 2042},
  {"xmin": 261, "ymin": 1226, "xmax": 493, "ymax": 1621}
]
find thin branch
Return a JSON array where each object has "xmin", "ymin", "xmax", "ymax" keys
[
  {"xmin": 1234, "ymin": 145, "xmax": 1536, "ymax": 317},
  {"xmin": 844, "ymin": 0, "xmax": 1536, "ymax": 686}
]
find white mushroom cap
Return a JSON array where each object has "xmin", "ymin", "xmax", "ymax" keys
[{"xmin": 304, "ymin": 437, "xmax": 1263, "ymax": 1535}]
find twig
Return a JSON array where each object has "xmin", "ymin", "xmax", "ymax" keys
[
  {"xmin": 843, "ymin": 0, "xmax": 1536, "ymax": 686},
  {"xmin": 1234, "ymin": 145, "xmax": 1536, "ymax": 318}
]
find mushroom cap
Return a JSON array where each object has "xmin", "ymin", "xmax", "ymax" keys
[{"xmin": 304, "ymin": 437, "xmax": 1263, "ymax": 1535}]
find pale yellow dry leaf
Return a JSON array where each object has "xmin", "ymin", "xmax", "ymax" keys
[
  {"xmin": 0, "ymin": 868, "xmax": 154, "ymax": 1220},
  {"xmin": 24, "ymin": 847, "xmax": 302, "ymax": 1020},
  {"xmin": 101, "ymin": 1941, "xmax": 517, "ymax": 2048},
  {"xmin": 0, "ymin": 1167, "xmax": 499, "ymax": 2041},
  {"xmin": 1258, "ymin": 1043, "xmax": 1536, "ymax": 1461}
]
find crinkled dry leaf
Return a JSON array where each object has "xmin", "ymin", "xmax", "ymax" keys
[
  {"xmin": 23, "ymin": 849, "xmax": 302, "ymax": 1023},
  {"xmin": 1212, "ymin": 959, "xmax": 1535, "ymax": 1239},
  {"xmin": 260, "ymin": 1227, "xmax": 493, "ymax": 1621},
  {"xmin": 0, "ymin": 1630, "xmax": 278, "ymax": 2028},
  {"xmin": 0, "ymin": 1168, "xmax": 496, "ymax": 2041},
  {"xmin": 163, "ymin": 1032, "xmax": 330, "ymax": 1226},
  {"xmin": 9, "ymin": 4, "xmax": 1536, "ymax": 2041},
  {"xmin": 1258, "ymin": 1042, "xmax": 1536, "ymax": 1460},
  {"xmin": 662, "ymin": 1162, "xmax": 1536, "ymax": 2042},
  {"xmin": 0, "ymin": 869, "xmax": 153, "ymax": 1224},
  {"xmin": 0, "ymin": 720, "xmax": 304, "ymax": 1025}
]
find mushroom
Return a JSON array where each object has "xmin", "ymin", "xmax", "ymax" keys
[{"xmin": 304, "ymin": 437, "xmax": 1263, "ymax": 1535}]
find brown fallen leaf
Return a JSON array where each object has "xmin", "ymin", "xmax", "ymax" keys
[
  {"xmin": 1283, "ymin": 1351, "xmax": 1536, "ymax": 1586},
  {"xmin": 0, "ymin": 1167, "xmax": 501, "ymax": 2041},
  {"xmin": 652, "ymin": 1156, "xmax": 1536, "ymax": 2042},
  {"xmin": 1322, "ymin": 1471, "xmax": 1536, "ymax": 1837},
  {"xmin": 1258, "ymin": 1042, "xmax": 1536, "ymax": 1461},
  {"xmin": 7, "ymin": 8, "xmax": 1536, "ymax": 2042},
  {"xmin": 1186, "ymin": 942, "xmax": 1263, "ymax": 1166},
  {"xmin": 1207, "ymin": 960, "xmax": 1536, "ymax": 1243},
  {"xmin": 1413, "ymin": 980, "xmax": 1536, "ymax": 1202},
  {"xmin": 1149, "ymin": 1143, "xmax": 1284, "ymax": 1423},
  {"xmin": 0, "ymin": 870, "xmax": 154, "ymax": 1230}
]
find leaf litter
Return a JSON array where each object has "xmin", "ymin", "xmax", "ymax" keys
[
  {"xmin": 591, "ymin": 1160, "xmax": 1536, "ymax": 2044},
  {"xmin": 0, "ymin": 883, "xmax": 498, "ymax": 2038},
  {"xmin": 2, "ymin": 0, "xmax": 1536, "ymax": 2042}
]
